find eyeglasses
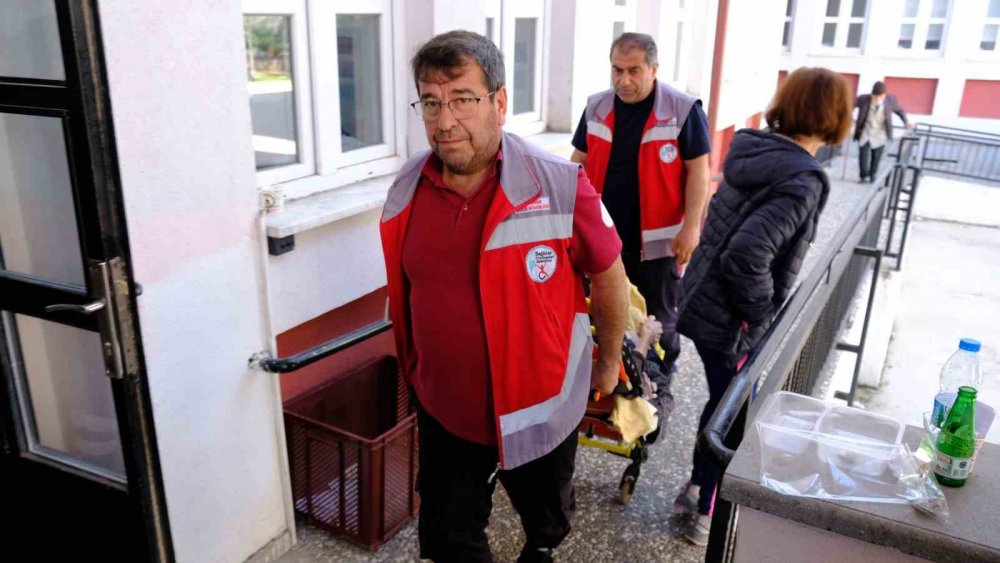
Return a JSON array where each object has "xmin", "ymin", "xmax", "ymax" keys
[{"xmin": 410, "ymin": 92, "xmax": 495, "ymax": 121}]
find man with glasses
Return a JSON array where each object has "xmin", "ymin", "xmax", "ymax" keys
[{"xmin": 380, "ymin": 30, "xmax": 628, "ymax": 562}]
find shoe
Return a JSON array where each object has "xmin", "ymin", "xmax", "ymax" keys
[
  {"xmin": 672, "ymin": 482, "xmax": 699, "ymax": 515},
  {"xmin": 681, "ymin": 514, "xmax": 711, "ymax": 547}
]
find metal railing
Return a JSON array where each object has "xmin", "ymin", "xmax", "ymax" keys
[
  {"xmin": 249, "ymin": 320, "xmax": 393, "ymax": 373},
  {"xmin": 699, "ymin": 171, "xmax": 895, "ymax": 561},
  {"xmin": 912, "ymin": 123, "xmax": 1000, "ymax": 183}
]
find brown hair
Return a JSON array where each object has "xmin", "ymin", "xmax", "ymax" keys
[{"xmin": 765, "ymin": 67, "xmax": 853, "ymax": 145}]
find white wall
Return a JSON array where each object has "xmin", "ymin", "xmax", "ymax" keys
[
  {"xmin": 782, "ymin": 0, "xmax": 1000, "ymax": 119},
  {"xmin": 98, "ymin": 1, "xmax": 290, "ymax": 561},
  {"xmin": 716, "ymin": 0, "xmax": 785, "ymax": 130},
  {"xmin": 269, "ymin": 209, "xmax": 386, "ymax": 334}
]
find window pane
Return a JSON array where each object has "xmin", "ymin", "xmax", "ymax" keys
[
  {"xmin": 898, "ymin": 23, "xmax": 915, "ymax": 48},
  {"xmin": 982, "ymin": 24, "xmax": 999, "ymax": 50},
  {"xmin": 851, "ymin": 0, "xmax": 867, "ymax": 18},
  {"xmin": 782, "ymin": 21, "xmax": 791, "ymax": 47},
  {"xmin": 674, "ymin": 22, "xmax": 684, "ymax": 82},
  {"xmin": 826, "ymin": 0, "xmax": 841, "ymax": 18},
  {"xmin": 513, "ymin": 18, "xmax": 537, "ymax": 115},
  {"xmin": 925, "ymin": 23, "xmax": 943, "ymax": 49},
  {"xmin": 931, "ymin": 0, "xmax": 948, "ymax": 18},
  {"xmin": 8, "ymin": 313, "xmax": 125, "ymax": 479},
  {"xmin": 822, "ymin": 23, "xmax": 837, "ymax": 46},
  {"xmin": 338, "ymin": 15, "xmax": 384, "ymax": 152},
  {"xmin": 847, "ymin": 23, "xmax": 864, "ymax": 47},
  {"xmin": 0, "ymin": 0, "xmax": 64, "ymax": 80},
  {"xmin": 486, "ymin": 17, "xmax": 495, "ymax": 44},
  {"xmin": 990, "ymin": 0, "xmax": 1000, "ymax": 18},
  {"xmin": 245, "ymin": 15, "xmax": 299, "ymax": 170},
  {"xmin": 903, "ymin": 0, "xmax": 919, "ymax": 18},
  {"xmin": 786, "ymin": 0, "xmax": 794, "ymax": 17},
  {"xmin": 615, "ymin": 0, "xmax": 627, "ymax": 5},
  {"xmin": 0, "ymin": 114, "xmax": 85, "ymax": 286},
  {"xmin": 613, "ymin": 21, "xmax": 625, "ymax": 39}
]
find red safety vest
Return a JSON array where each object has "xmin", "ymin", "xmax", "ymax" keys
[
  {"xmin": 380, "ymin": 132, "xmax": 593, "ymax": 469},
  {"xmin": 583, "ymin": 81, "xmax": 697, "ymax": 260}
]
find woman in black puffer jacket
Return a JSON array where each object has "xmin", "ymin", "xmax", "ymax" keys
[{"xmin": 672, "ymin": 67, "xmax": 853, "ymax": 546}]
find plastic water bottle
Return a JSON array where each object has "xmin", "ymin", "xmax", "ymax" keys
[{"xmin": 931, "ymin": 338, "xmax": 982, "ymax": 427}]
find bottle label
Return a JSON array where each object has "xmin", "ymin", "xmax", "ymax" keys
[
  {"xmin": 935, "ymin": 452, "xmax": 972, "ymax": 480},
  {"xmin": 931, "ymin": 398, "xmax": 949, "ymax": 427}
]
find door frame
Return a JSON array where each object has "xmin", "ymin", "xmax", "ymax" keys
[{"xmin": 0, "ymin": 1, "xmax": 172, "ymax": 560}]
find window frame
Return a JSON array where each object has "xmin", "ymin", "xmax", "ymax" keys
[
  {"xmin": 663, "ymin": 0, "xmax": 690, "ymax": 88},
  {"xmin": 979, "ymin": 0, "xmax": 1000, "ymax": 53},
  {"xmin": 244, "ymin": 0, "xmax": 317, "ymax": 187},
  {"xmin": 242, "ymin": 0, "xmax": 407, "ymax": 200},
  {"xmin": 819, "ymin": 0, "xmax": 869, "ymax": 53},
  {"xmin": 782, "ymin": 0, "xmax": 796, "ymax": 51},
  {"xmin": 502, "ymin": 0, "xmax": 547, "ymax": 136},
  {"xmin": 897, "ymin": 0, "xmax": 951, "ymax": 55}
]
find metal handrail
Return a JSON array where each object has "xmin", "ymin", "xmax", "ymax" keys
[{"xmin": 250, "ymin": 320, "xmax": 393, "ymax": 373}]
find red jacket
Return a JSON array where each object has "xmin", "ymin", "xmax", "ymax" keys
[
  {"xmin": 381, "ymin": 133, "xmax": 593, "ymax": 469},
  {"xmin": 583, "ymin": 81, "xmax": 697, "ymax": 260}
]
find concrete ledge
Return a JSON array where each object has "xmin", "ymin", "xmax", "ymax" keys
[{"xmin": 723, "ymin": 425, "xmax": 1000, "ymax": 563}]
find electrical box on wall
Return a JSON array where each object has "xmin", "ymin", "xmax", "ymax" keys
[{"xmin": 268, "ymin": 234, "xmax": 295, "ymax": 256}]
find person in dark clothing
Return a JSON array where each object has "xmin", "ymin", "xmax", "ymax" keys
[
  {"xmin": 854, "ymin": 81, "xmax": 912, "ymax": 183},
  {"xmin": 671, "ymin": 67, "xmax": 853, "ymax": 546}
]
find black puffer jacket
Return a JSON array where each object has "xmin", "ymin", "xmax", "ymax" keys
[{"xmin": 677, "ymin": 129, "xmax": 830, "ymax": 358}]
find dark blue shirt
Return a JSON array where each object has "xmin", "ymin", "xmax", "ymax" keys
[{"xmin": 572, "ymin": 86, "xmax": 710, "ymax": 255}]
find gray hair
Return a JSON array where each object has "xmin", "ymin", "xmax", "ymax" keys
[
  {"xmin": 411, "ymin": 30, "xmax": 505, "ymax": 93},
  {"xmin": 610, "ymin": 32, "xmax": 658, "ymax": 66}
]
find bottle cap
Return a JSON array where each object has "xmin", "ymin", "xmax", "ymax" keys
[{"xmin": 959, "ymin": 338, "xmax": 981, "ymax": 353}]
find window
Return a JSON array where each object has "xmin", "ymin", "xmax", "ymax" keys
[
  {"xmin": 782, "ymin": 0, "xmax": 795, "ymax": 50},
  {"xmin": 897, "ymin": 0, "xmax": 950, "ymax": 54},
  {"xmin": 501, "ymin": 0, "xmax": 546, "ymax": 132},
  {"xmin": 486, "ymin": 17, "xmax": 496, "ymax": 45},
  {"xmin": 242, "ymin": 0, "xmax": 404, "ymax": 198},
  {"xmin": 820, "ymin": 0, "xmax": 868, "ymax": 50},
  {"xmin": 613, "ymin": 21, "xmax": 625, "ymax": 40},
  {"xmin": 664, "ymin": 0, "xmax": 689, "ymax": 87},
  {"xmin": 981, "ymin": 0, "xmax": 1000, "ymax": 51}
]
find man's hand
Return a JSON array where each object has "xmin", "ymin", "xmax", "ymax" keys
[
  {"xmin": 671, "ymin": 222, "xmax": 701, "ymax": 266},
  {"xmin": 591, "ymin": 356, "xmax": 619, "ymax": 396}
]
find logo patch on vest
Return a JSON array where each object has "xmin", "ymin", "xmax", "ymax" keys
[
  {"xmin": 526, "ymin": 245, "xmax": 557, "ymax": 283},
  {"xmin": 659, "ymin": 143, "xmax": 678, "ymax": 164},
  {"xmin": 516, "ymin": 196, "xmax": 550, "ymax": 215}
]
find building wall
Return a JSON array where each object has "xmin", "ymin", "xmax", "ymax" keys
[
  {"xmin": 782, "ymin": 0, "xmax": 1000, "ymax": 121},
  {"xmin": 98, "ymin": 1, "xmax": 291, "ymax": 561}
]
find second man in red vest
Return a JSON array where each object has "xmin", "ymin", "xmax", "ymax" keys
[{"xmin": 571, "ymin": 33, "xmax": 711, "ymax": 376}]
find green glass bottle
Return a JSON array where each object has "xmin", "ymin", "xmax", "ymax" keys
[{"xmin": 934, "ymin": 386, "xmax": 977, "ymax": 488}]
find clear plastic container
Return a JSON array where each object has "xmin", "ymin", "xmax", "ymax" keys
[
  {"xmin": 815, "ymin": 406, "xmax": 904, "ymax": 476},
  {"xmin": 756, "ymin": 391, "xmax": 828, "ymax": 455}
]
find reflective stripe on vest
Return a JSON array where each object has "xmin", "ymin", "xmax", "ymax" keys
[{"xmin": 497, "ymin": 312, "xmax": 591, "ymax": 467}]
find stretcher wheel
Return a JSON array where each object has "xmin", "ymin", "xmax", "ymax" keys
[
  {"xmin": 618, "ymin": 474, "xmax": 636, "ymax": 504},
  {"xmin": 617, "ymin": 462, "xmax": 641, "ymax": 504}
]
